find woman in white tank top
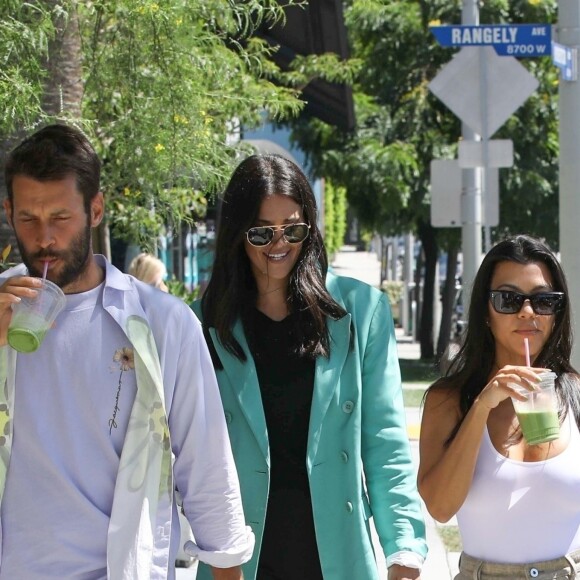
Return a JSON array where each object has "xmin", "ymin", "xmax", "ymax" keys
[{"xmin": 418, "ymin": 235, "xmax": 580, "ymax": 580}]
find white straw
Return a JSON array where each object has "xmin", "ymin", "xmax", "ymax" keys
[{"xmin": 524, "ymin": 337, "xmax": 531, "ymax": 367}]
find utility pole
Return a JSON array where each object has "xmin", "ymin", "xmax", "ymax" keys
[
  {"xmin": 460, "ymin": 0, "xmax": 483, "ymax": 313},
  {"xmin": 558, "ymin": 0, "xmax": 580, "ymax": 367}
]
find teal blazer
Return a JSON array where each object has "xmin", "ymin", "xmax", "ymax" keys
[{"xmin": 192, "ymin": 273, "xmax": 427, "ymax": 579}]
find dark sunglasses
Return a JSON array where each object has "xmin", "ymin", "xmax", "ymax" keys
[
  {"xmin": 488, "ymin": 290, "xmax": 565, "ymax": 315},
  {"xmin": 245, "ymin": 223, "xmax": 310, "ymax": 247}
]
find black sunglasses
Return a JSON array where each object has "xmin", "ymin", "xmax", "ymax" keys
[
  {"xmin": 488, "ymin": 290, "xmax": 565, "ymax": 315},
  {"xmin": 245, "ymin": 223, "xmax": 310, "ymax": 247}
]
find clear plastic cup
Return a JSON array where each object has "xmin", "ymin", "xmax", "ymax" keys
[
  {"xmin": 7, "ymin": 279, "xmax": 66, "ymax": 353},
  {"xmin": 511, "ymin": 371, "xmax": 559, "ymax": 445}
]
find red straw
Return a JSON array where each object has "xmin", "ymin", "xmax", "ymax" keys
[{"xmin": 524, "ymin": 337, "xmax": 531, "ymax": 367}]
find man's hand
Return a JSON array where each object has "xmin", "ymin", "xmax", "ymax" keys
[
  {"xmin": 211, "ymin": 565, "xmax": 243, "ymax": 580},
  {"xmin": 388, "ymin": 564, "xmax": 421, "ymax": 580},
  {"xmin": 0, "ymin": 276, "xmax": 42, "ymax": 346}
]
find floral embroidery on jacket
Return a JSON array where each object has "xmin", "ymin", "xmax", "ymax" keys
[{"xmin": 109, "ymin": 347, "xmax": 135, "ymax": 433}]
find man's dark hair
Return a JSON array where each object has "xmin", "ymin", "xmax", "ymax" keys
[{"xmin": 4, "ymin": 124, "xmax": 101, "ymax": 214}]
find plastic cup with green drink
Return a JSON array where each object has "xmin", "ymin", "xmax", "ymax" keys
[
  {"xmin": 511, "ymin": 370, "xmax": 560, "ymax": 445},
  {"xmin": 7, "ymin": 277, "xmax": 66, "ymax": 354}
]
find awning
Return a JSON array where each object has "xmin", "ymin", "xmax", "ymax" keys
[{"xmin": 257, "ymin": 0, "xmax": 355, "ymax": 132}]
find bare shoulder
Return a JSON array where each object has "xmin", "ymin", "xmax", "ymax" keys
[
  {"xmin": 419, "ymin": 383, "xmax": 463, "ymax": 477},
  {"xmin": 420, "ymin": 383, "xmax": 462, "ymax": 446},
  {"xmin": 423, "ymin": 383, "xmax": 461, "ymax": 417}
]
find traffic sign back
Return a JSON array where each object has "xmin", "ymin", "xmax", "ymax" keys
[{"xmin": 429, "ymin": 47, "xmax": 539, "ymax": 138}]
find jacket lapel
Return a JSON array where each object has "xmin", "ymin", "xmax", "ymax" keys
[
  {"xmin": 307, "ymin": 313, "xmax": 351, "ymax": 469},
  {"xmin": 210, "ymin": 321, "xmax": 269, "ymax": 463}
]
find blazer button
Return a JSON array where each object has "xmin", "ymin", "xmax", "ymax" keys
[
  {"xmin": 346, "ymin": 501, "xmax": 353, "ymax": 513},
  {"xmin": 341, "ymin": 451, "xmax": 349, "ymax": 463},
  {"xmin": 342, "ymin": 401, "xmax": 354, "ymax": 413},
  {"xmin": 224, "ymin": 411, "xmax": 233, "ymax": 424}
]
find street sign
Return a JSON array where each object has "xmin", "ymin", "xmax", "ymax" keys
[
  {"xmin": 458, "ymin": 140, "xmax": 514, "ymax": 168},
  {"xmin": 430, "ymin": 160, "xmax": 499, "ymax": 228},
  {"xmin": 429, "ymin": 47, "xmax": 539, "ymax": 138},
  {"xmin": 552, "ymin": 41, "xmax": 577, "ymax": 81},
  {"xmin": 431, "ymin": 24, "xmax": 551, "ymax": 57}
]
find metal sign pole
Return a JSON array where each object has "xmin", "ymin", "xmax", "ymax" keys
[{"xmin": 461, "ymin": 0, "xmax": 482, "ymax": 313}]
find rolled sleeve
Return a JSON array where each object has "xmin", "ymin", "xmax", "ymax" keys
[
  {"xmin": 386, "ymin": 549, "xmax": 424, "ymax": 570},
  {"xmin": 184, "ymin": 525, "xmax": 255, "ymax": 568}
]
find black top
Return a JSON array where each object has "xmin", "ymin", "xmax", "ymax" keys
[{"xmin": 246, "ymin": 308, "xmax": 322, "ymax": 580}]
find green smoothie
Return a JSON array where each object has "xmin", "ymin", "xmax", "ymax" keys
[
  {"xmin": 516, "ymin": 410, "xmax": 560, "ymax": 445},
  {"xmin": 7, "ymin": 311, "xmax": 50, "ymax": 353}
]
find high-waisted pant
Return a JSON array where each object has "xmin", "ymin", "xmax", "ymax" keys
[{"xmin": 455, "ymin": 549, "xmax": 580, "ymax": 580}]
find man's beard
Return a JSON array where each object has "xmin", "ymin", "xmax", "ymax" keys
[{"xmin": 17, "ymin": 224, "xmax": 92, "ymax": 289}]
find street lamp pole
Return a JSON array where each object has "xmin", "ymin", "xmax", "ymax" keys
[{"xmin": 558, "ymin": 0, "xmax": 580, "ymax": 367}]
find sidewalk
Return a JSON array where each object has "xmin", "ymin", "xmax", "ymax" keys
[
  {"xmin": 332, "ymin": 246, "xmax": 461, "ymax": 580},
  {"xmin": 396, "ymin": 328, "xmax": 460, "ymax": 580}
]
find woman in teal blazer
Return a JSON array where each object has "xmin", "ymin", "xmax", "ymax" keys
[{"xmin": 193, "ymin": 154, "xmax": 427, "ymax": 580}]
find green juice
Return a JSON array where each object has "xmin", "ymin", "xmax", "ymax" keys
[
  {"xmin": 7, "ymin": 311, "xmax": 50, "ymax": 353},
  {"xmin": 516, "ymin": 410, "xmax": 560, "ymax": 445}
]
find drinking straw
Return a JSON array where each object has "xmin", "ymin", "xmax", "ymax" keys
[
  {"xmin": 35, "ymin": 261, "xmax": 49, "ymax": 313},
  {"xmin": 524, "ymin": 337, "xmax": 533, "ymax": 408},
  {"xmin": 524, "ymin": 337, "xmax": 531, "ymax": 367}
]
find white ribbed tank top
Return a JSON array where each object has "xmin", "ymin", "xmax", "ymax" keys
[{"xmin": 456, "ymin": 411, "xmax": 580, "ymax": 563}]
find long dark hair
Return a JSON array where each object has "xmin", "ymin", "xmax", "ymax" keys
[
  {"xmin": 201, "ymin": 154, "xmax": 347, "ymax": 365},
  {"xmin": 431, "ymin": 234, "xmax": 580, "ymax": 441}
]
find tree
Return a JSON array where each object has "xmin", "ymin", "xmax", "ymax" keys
[
  {"xmin": 0, "ymin": 0, "xmax": 306, "ymax": 249},
  {"xmin": 0, "ymin": 1, "xmax": 57, "ymax": 135},
  {"xmin": 292, "ymin": 0, "xmax": 459, "ymax": 359},
  {"xmin": 324, "ymin": 179, "xmax": 347, "ymax": 258},
  {"xmin": 291, "ymin": 0, "xmax": 559, "ymax": 360}
]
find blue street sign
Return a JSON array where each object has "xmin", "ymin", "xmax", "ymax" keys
[
  {"xmin": 431, "ymin": 24, "xmax": 552, "ymax": 57},
  {"xmin": 552, "ymin": 41, "xmax": 577, "ymax": 81}
]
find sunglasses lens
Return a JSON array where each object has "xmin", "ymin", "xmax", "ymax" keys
[
  {"xmin": 247, "ymin": 227, "xmax": 273, "ymax": 246},
  {"xmin": 490, "ymin": 291, "xmax": 564, "ymax": 315},
  {"xmin": 284, "ymin": 224, "xmax": 309, "ymax": 243},
  {"xmin": 494, "ymin": 291, "xmax": 522, "ymax": 314},
  {"xmin": 532, "ymin": 294, "xmax": 563, "ymax": 315}
]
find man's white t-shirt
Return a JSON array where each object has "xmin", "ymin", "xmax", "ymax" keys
[{"xmin": 0, "ymin": 283, "xmax": 137, "ymax": 579}]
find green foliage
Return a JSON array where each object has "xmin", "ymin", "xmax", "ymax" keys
[
  {"xmin": 323, "ymin": 180, "xmax": 347, "ymax": 257},
  {"xmin": 76, "ymin": 0, "xmax": 305, "ymax": 245},
  {"xmin": 291, "ymin": 0, "xmax": 559, "ymax": 247},
  {"xmin": 399, "ymin": 357, "xmax": 440, "ymax": 383},
  {"xmin": 380, "ymin": 279, "xmax": 404, "ymax": 306},
  {"xmin": 0, "ymin": 244, "xmax": 15, "ymax": 272},
  {"xmin": 0, "ymin": 1, "xmax": 60, "ymax": 133},
  {"xmin": 285, "ymin": 52, "xmax": 361, "ymax": 88},
  {"xmin": 166, "ymin": 278, "xmax": 200, "ymax": 304},
  {"xmin": 1, "ymin": 0, "xmax": 306, "ymax": 246}
]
